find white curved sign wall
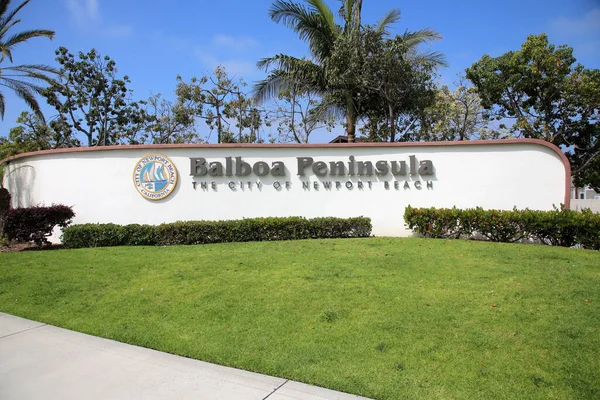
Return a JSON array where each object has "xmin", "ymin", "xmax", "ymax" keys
[{"xmin": 1, "ymin": 140, "xmax": 570, "ymax": 241}]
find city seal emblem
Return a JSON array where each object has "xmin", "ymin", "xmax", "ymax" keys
[{"xmin": 133, "ymin": 154, "xmax": 178, "ymax": 200}]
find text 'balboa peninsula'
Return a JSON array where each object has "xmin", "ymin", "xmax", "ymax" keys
[{"xmin": 190, "ymin": 155, "xmax": 435, "ymax": 177}]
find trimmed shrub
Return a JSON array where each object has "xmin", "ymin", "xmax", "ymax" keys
[
  {"xmin": 526, "ymin": 206, "xmax": 580, "ymax": 247},
  {"xmin": 3, "ymin": 204, "xmax": 75, "ymax": 245},
  {"xmin": 61, "ymin": 223, "xmax": 124, "ymax": 248},
  {"xmin": 62, "ymin": 216, "xmax": 372, "ymax": 249},
  {"xmin": 573, "ymin": 209, "xmax": 600, "ymax": 250},
  {"xmin": 310, "ymin": 217, "xmax": 372, "ymax": 238},
  {"xmin": 61, "ymin": 223, "xmax": 160, "ymax": 248},
  {"xmin": 404, "ymin": 206, "xmax": 464, "ymax": 238},
  {"xmin": 404, "ymin": 205, "xmax": 600, "ymax": 249},
  {"xmin": 122, "ymin": 224, "xmax": 159, "ymax": 246},
  {"xmin": 465, "ymin": 207, "xmax": 528, "ymax": 243},
  {"xmin": 156, "ymin": 221, "xmax": 219, "ymax": 246},
  {"xmin": 0, "ymin": 187, "xmax": 11, "ymax": 235},
  {"xmin": 0, "ymin": 188, "xmax": 10, "ymax": 217}
]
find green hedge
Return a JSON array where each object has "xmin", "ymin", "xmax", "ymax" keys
[
  {"xmin": 404, "ymin": 205, "xmax": 600, "ymax": 250},
  {"xmin": 62, "ymin": 216, "xmax": 372, "ymax": 248}
]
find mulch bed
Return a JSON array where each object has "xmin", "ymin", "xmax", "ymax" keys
[{"xmin": 0, "ymin": 242, "xmax": 63, "ymax": 253}]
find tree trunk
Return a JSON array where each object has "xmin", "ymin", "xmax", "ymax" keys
[
  {"xmin": 346, "ymin": 114, "xmax": 356, "ymax": 143},
  {"xmin": 389, "ymin": 104, "xmax": 396, "ymax": 143},
  {"xmin": 460, "ymin": 105, "xmax": 469, "ymax": 140},
  {"xmin": 368, "ymin": 115, "xmax": 377, "ymax": 141},
  {"xmin": 237, "ymin": 105, "xmax": 243, "ymax": 142},
  {"xmin": 290, "ymin": 97, "xmax": 302, "ymax": 144},
  {"xmin": 346, "ymin": 92, "xmax": 356, "ymax": 143},
  {"xmin": 216, "ymin": 104, "xmax": 222, "ymax": 144}
]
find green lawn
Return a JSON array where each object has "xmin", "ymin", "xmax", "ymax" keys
[{"xmin": 0, "ymin": 238, "xmax": 598, "ymax": 399}]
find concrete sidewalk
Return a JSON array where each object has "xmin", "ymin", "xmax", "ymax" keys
[{"xmin": 0, "ymin": 313, "xmax": 369, "ymax": 400}]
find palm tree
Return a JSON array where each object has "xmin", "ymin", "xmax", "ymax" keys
[
  {"xmin": 254, "ymin": 0, "xmax": 444, "ymax": 142},
  {"xmin": 0, "ymin": 0, "xmax": 57, "ymax": 122}
]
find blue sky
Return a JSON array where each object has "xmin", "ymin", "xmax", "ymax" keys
[{"xmin": 1, "ymin": 0, "xmax": 599, "ymax": 142}]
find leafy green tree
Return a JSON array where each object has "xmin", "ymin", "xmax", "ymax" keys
[
  {"xmin": 43, "ymin": 47, "xmax": 149, "ymax": 146},
  {"xmin": 0, "ymin": 0, "xmax": 57, "ymax": 121},
  {"xmin": 268, "ymin": 76, "xmax": 336, "ymax": 143},
  {"xmin": 143, "ymin": 93, "xmax": 200, "ymax": 144},
  {"xmin": 343, "ymin": 27, "xmax": 438, "ymax": 142},
  {"xmin": 414, "ymin": 78, "xmax": 501, "ymax": 142},
  {"xmin": 176, "ymin": 66, "xmax": 265, "ymax": 143},
  {"xmin": 176, "ymin": 66, "xmax": 234, "ymax": 144},
  {"xmin": 0, "ymin": 111, "xmax": 77, "ymax": 160},
  {"xmin": 255, "ymin": 0, "xmax": 443, "ymax": 142},
  {"xmin": 1, "ymin": 111, "xmax": 51, "ymax": 159},
  {"xmin": 223, "ymin": 84, "xmax": 265, "ymax": 143},
  {"xmin": 466, "ymin": 34, "xmax": 600, "ymax": 189}
]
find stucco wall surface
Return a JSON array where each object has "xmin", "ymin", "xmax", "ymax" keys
[
  {"xmin": 1, "ymin": 141, "xmax": 569, "ymax": 240},
  {"xmin": 571, "ymin": 199, "xmax": 600, "ymax": 213}
]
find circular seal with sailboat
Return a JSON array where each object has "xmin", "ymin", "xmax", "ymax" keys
[{"xmin": 133, "ymin": 154, "xmax": 178, "ymax": 200}]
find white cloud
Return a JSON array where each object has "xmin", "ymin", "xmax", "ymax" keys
[
  {"xmin": 66, "ymin": 0, "xmax": 99, "ymax": 27},
  {"xmin": 548, "ymin": 8, "xmax": 600, "ymax": 59},
  {"xmin": 193, "ymin": 49, "xmax": 258, "ymax": 78},
  {"xmin": 151, "ymin": 32, "xmax": 261, "ymax": 79},
  {"xmin": 103, "ymin": 25, "xmax": 134, "ymax": 39},
  {"xmin": 549, "ymin": 8, "xmax": 600, "ymax": 37},
  {"xmin": 212, "ymin": 35, "xmax": 259, "ymax": 52},
  {"xmin": 65, "ymin": 0, "xmax": 132, "ymax": 38}
]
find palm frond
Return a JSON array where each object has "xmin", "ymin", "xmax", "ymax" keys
[
  {"xmin": 336, "ymin": 1, "xmax": 345, "ymax": 21},
  {"xmin": 256, "ymin": 56, "xmax": 273, "ymax": 72},
  {"xmin": 0, "ymin": 18, "xmax": 21, "ymax": 43},
  {"xmin": 254, "ymin": 55, "xmax": 324, "ymax": 103},
  {"xmin": 0, "ymin": 76, "xmax": 45, "ymax": 121},
  {"xmin": 375, "ymin": 9, "xmax": 401, "ymax": 36},
  {"xmin": 306, "ymin": 0, "xmax": 336, "ymax": 33},
  {"xmin": 1, "ymin": 71, "xmax": 57, "ymax": 86},
  {"xmin": 1, "ymin": 76, "xmax": 46, "ymax": 95},
  {"xmin": 269, "ymin": 0, "xmax": 314, "ymax": 28},
  {"xmin": 256, "ymin": 54, "xmax": 296, "ymax": 73},
  {"xmin": 0, "ymin": 45, "xmax": 11, "ymax": 63},
  {"xmin": 2, "ymin": 64, "xmax": 59, "ymax": 74},
  {"xmin": 409, "ymin": 49, "xmax": 447, "ymax": 68},
  {"xmin": 310, "ymin": 97, "xmax": 345, "ymax": 120},
  {"xmin": 0, "ymin": 68, "xmax": 58, "ymax": 89},
  {"xmin": 256, "ymin": 54, "xmax": 295, "ymax": 72},
  {"xmin": 269, "ymin": 0, "xmax": 337, "ymax": 63},
  {"xmin": 0, "ymin": 0, "xmax": 10, "ymax": 20},
  {"xmin": 344, "ymin": 0, "xmax": 354, "ymax": 28},
  {"xmin": 1, "ymin": 0, "xmax": 31, "ymax": 28},
  {"xmin": 397, "ymin": 28, "xmax": 446, "ymax": 68},
  {"xmin": 3, "ymin": 63, "xmax": 59, "ymax": 75},
  {"xmin": 2, "ymin": 29, "xmax": 54, "ymax": 56},
  {"xmin": 257, "ymin": 54, "xmax": 317, "ymax": 74},
  {"xmin": 0, "ymin": 0, "xmax": 53, "ymax": 121},
  {"xmin": 400, "ymin": 28, "xmax": 442, "ymax": 48},
  {"xmin": 258, "ymin": 54, "xmax": 323, "ymax": 80},
  {"xmin": 253, "ymin": 69, "xmax": 290, "ymax": 104}
]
